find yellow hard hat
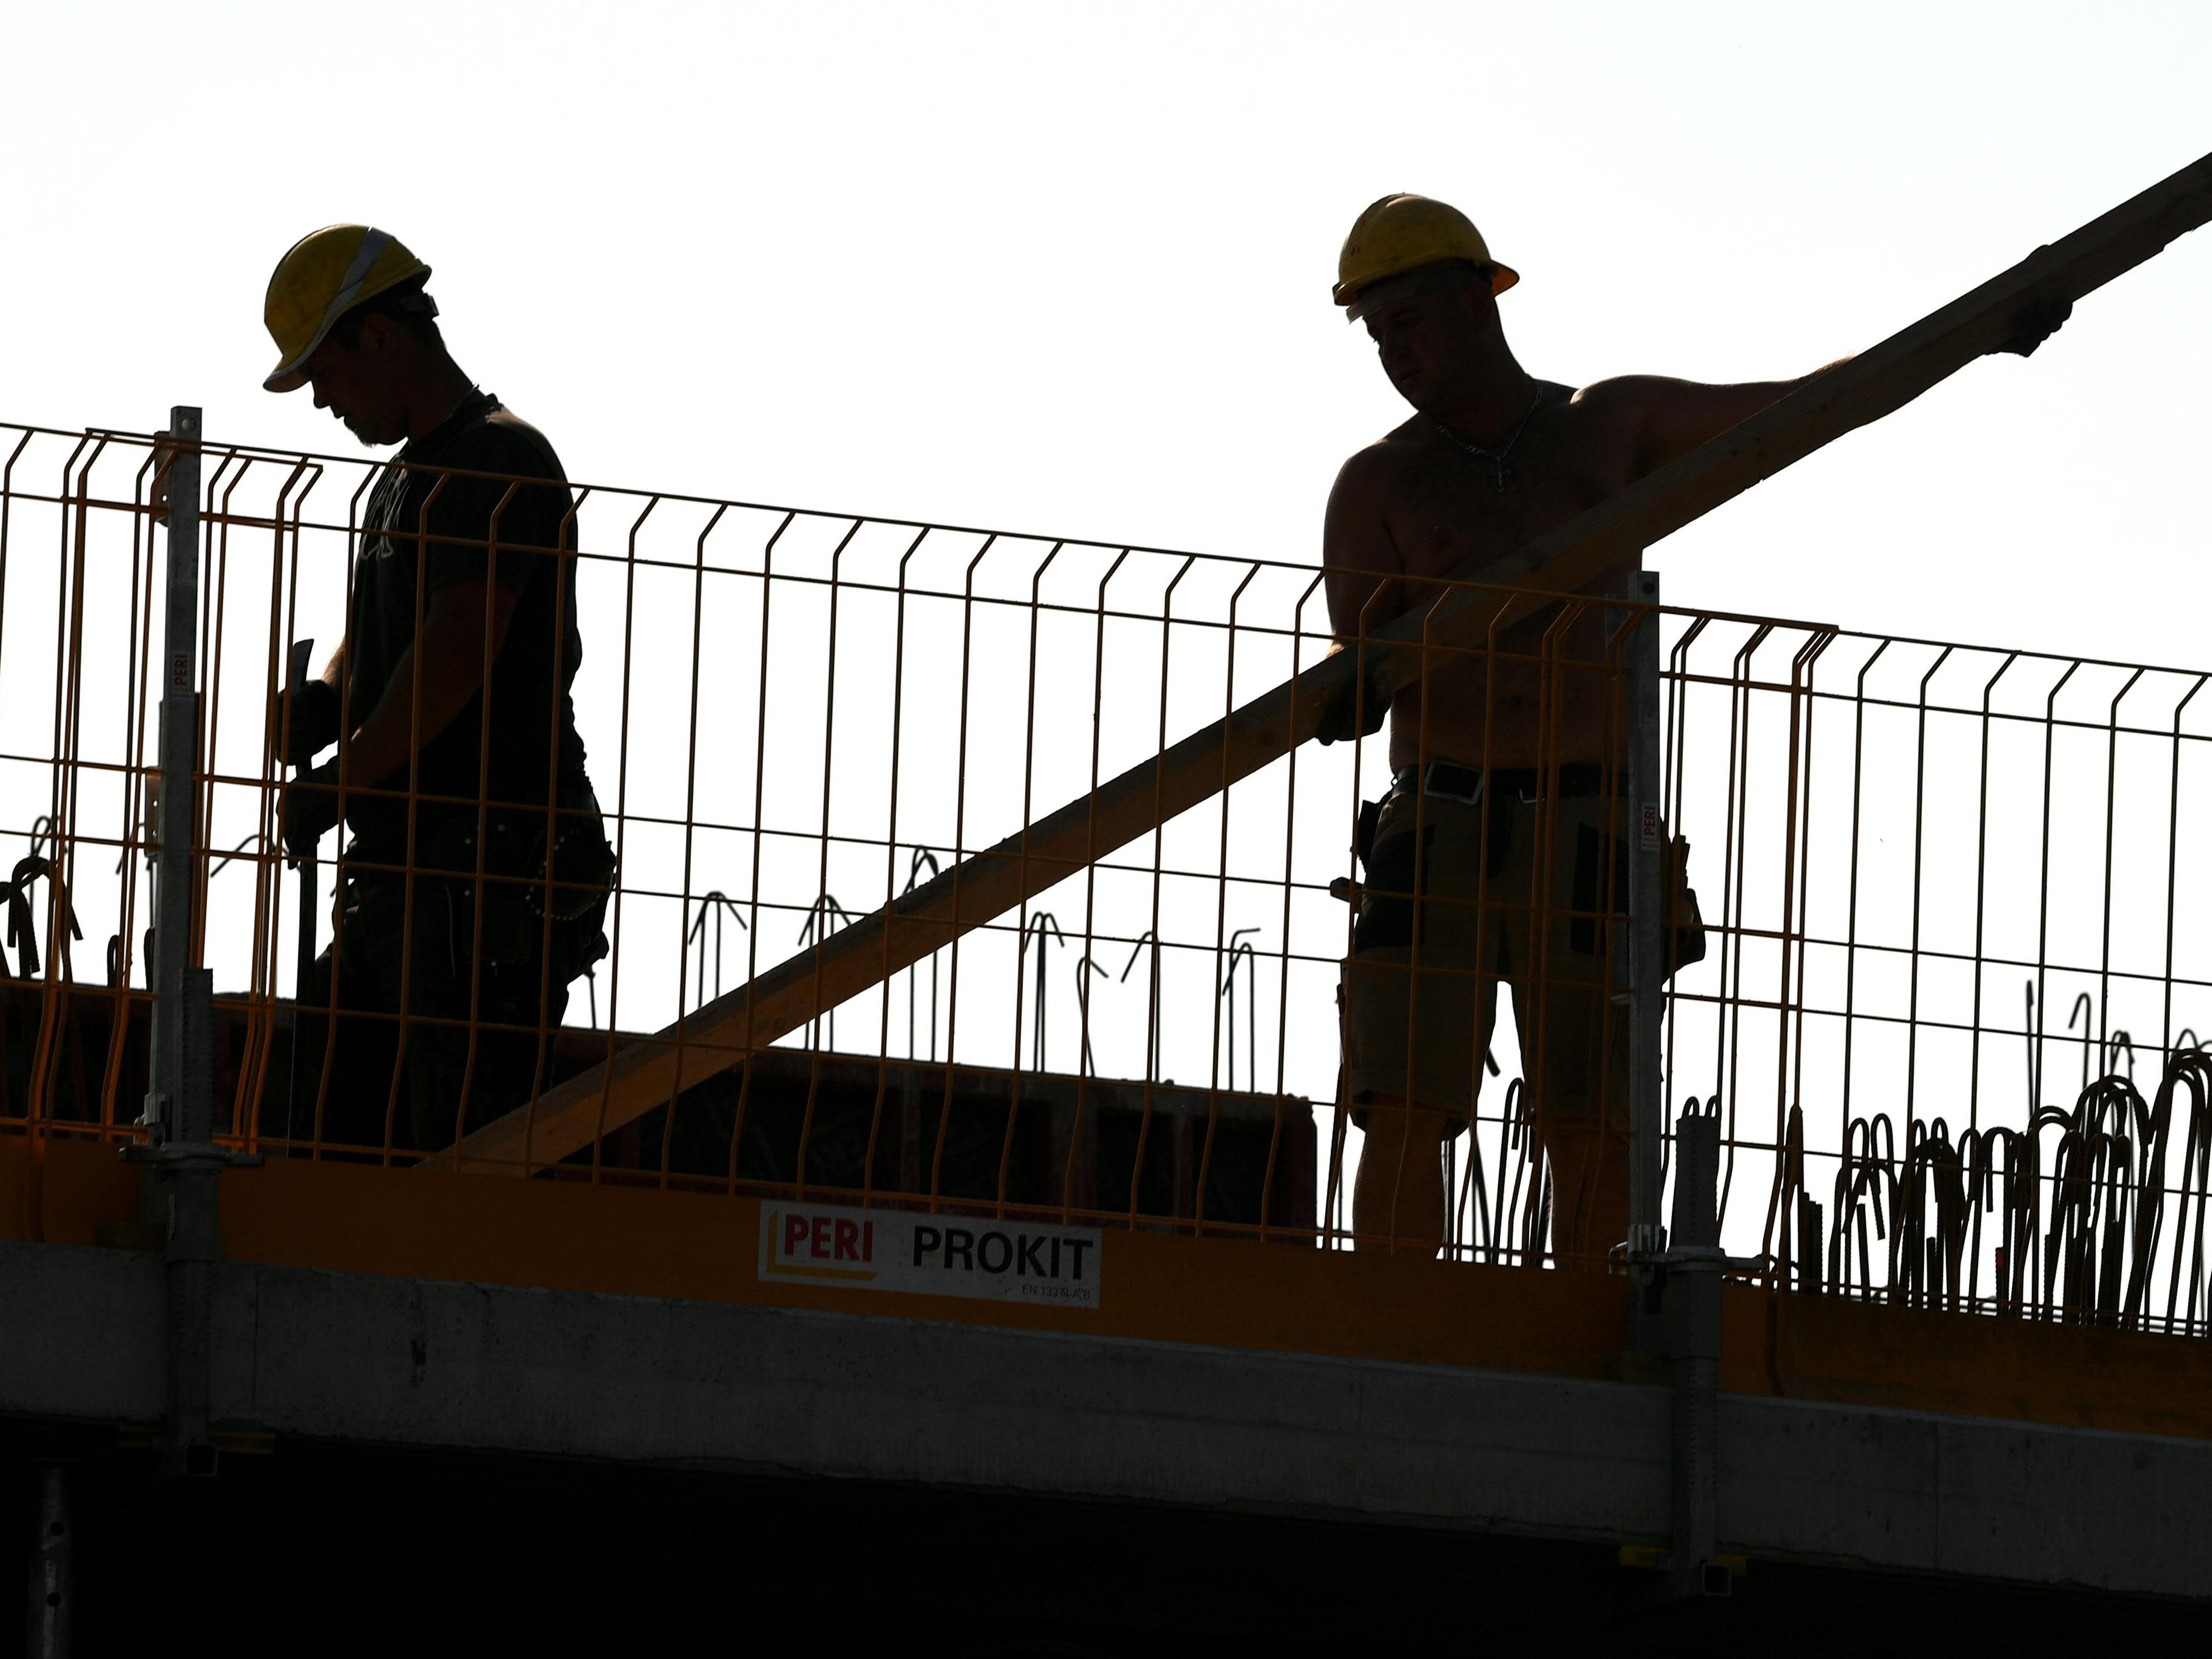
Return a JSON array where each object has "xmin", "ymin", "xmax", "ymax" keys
[
  {"xmin": 1333, "ymin": 194, "xmax": 1518, "ymax": 319},
  {"xmin": 261, "ymin": 225, "xmax": 431, "ymax": 392}
]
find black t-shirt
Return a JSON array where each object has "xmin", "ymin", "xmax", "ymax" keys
[{"xmin": 345, "ymin": 391, "xmax": 587, "ymax": 854}]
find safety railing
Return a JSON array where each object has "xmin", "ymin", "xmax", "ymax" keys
[{"xmin": 1, "ymin": 416, "xmax": 2206, "ymax": 1336}]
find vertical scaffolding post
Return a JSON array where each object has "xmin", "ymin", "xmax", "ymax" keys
[
  {"xmin": 144, "ymin": 407, "xmax": 203, "ymax": 1164},
  {"xmin": 1626, "ymin": 569, "xmax": 1666, "ymax": 1265},
  {"xmin": 1625, "ymin": 569, "xmax": 1673, "ymax": 1366},
  {"xmin": 131, "ymin": 407, "xmax": 256, "ymax": 1480},
  {"xmin": 24, "ymin": 1466, "xmax": 70, "ymax": 1659},
  {"xmin": 1622, "ymin": 570, "xmax": 1739, "ymax": 1599},
  {"xmin": 1664, "ymin": 1103, "xmax": 1728, "ymax": 1600},
  {"xmin": 284, "ymin": 635, "xmax": 317, "ymax": 1145}
]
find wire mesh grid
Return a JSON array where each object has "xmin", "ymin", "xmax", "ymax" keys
[{"xmin": 0, "ymin": 418, "xmax": 2204, "ymax": 1333}]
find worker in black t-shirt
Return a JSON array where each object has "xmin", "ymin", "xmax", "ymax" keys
[{"xmin": 262, "ymin": 224, "xmax": 612, "ymax": 1154}]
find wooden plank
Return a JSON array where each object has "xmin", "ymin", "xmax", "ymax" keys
[{"xmin": 439, "ymin": 150, "xmax": 2212, "ymax": 1175}]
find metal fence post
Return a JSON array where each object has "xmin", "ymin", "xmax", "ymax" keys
[
  {"xmin": 1664, "ymin": 1104, "xmax": 1727, "ymax": 1600},
  {"xmin": 1623, "ymin": 574, "xmax": 1741, "ymax": 1599},
  {"xmin": 128, "ymin": 407, "xmax": 258, "ymax": 1481},
  {"xmin": 1625, "ymin": 569, "xmax": 1672, "ymax": 1370},
  {"xmin": 144, "ymin": 407, "xmax": 203, "ymax": 1169},
  {"xmin": 24, "ymin": 1465, "xmax": 70, "ymax": 1659}
]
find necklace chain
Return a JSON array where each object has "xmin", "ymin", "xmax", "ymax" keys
[{"xmin": 1430, "ymin": 391, "xmax": 1545, "ymax": 492}]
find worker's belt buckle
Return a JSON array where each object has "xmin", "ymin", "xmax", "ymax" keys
[{"xmin": 1418, "ymin": 762, "xmax": 1484, "ymax": 806}]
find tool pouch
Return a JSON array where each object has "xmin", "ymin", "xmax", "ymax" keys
[
  {"xmin": 1354, "ymin": 796, "xmax": 1384, "ymax": 872},
  {"xmin": 424, "ymin": 773, "xmax": 615, "ymax": 972},
  {"xmin": 531, "ymin": 772, "xmax": 617, "ymax": 925},
  {"xmin": 1569, "ymin": 823, "xmax": 1707, "ymax": 976},
  {"xmin": 1667, "ymin": 834, "xmax": 1707, "ymax": 972}
]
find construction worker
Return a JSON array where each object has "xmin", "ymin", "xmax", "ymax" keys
[
  {"xmin": 265, "ymin": 225, "xmax": 613, "ymax": 1154},
  {"xmin": 1323, "ymin": 194, "xmax": 2068, "ymax": 1262}
]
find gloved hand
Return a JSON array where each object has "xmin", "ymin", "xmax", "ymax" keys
[
  {"xmin": 280, "ymin": 760, "xmax": 343, "ymax": 859},
  {"xmin": 279, "ymin": 678, "xmax": 342, "ymax": 767},
  {"xmin": 1995, "ymin": 297, "xmax": 2072, "ymax": 358},
  {"xmin": 1315, "ymin": 658, "xmax": 1391, "ymax": 746}
]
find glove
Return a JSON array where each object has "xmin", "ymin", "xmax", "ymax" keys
[
  {"xmin": 1315, "ymin": 659, "xmax": 1391, "ymax": 746},
  {"xmin": 1994, "ymin": 297, "xmax": 2071, "ymax": 359},
  {"xmin": 280, "ymin": 760, "xmax": 344, "ymax": 859},
  {"xmin": 279, "ymin": 678, "xmax": 342, "ymax": 767}
]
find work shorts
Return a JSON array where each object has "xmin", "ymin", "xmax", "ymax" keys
[{"xmin": 1339, "ymin": 776, "xmax": 1635, "ymax": 1132}]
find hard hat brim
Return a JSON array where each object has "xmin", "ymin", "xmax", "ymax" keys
[
  {"xmin": 261, "ymin": 283, "xmax": 367, "ymax": 393},
  {"xmin": 1340, "ymin": 258, "xmax": 1519, "ymax": 320},
  {"xmin": 261, "ymin": 303, "xmax": 344, "ymax": 394}
]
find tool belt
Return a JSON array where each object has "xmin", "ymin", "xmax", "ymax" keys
[
  {"xmin": 1351, "ymin": 765, "xmax": 1707, "ymax": 974},
  {"xmin": 1389, "ymin": 761, "xmax": 1607, "ymax": 805},
  {"xmin": 405, "ymin": 774, "xmax": 616, "ymax": 972}
]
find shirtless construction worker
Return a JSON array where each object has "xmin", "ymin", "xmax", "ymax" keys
[
  {"xmin": 264, "ymin": 225, "xmax": 613, "ymax": 1154},
  {"xmin": 1326, "ymin": 194, "xmax": 1827, "ymax": 1263},
  {"xmin": 1326, "ymin": 194, "xmax": 2068, "ymax": 1261}
]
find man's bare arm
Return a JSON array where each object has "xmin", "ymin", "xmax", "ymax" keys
[
  {"xmin": 1585, "ymin": 363, "xmax": 1853, "ymax": 481},
  {"xmin": 341, "ymin": 577, "xmax": 519, "ymax": 789},
  {"xmin": 1314, "ymin": 450, "xmax": 1413, "ymax": 744},
  {"xmin": 1323, "ymin": 449, "xmax": 1407, "ymax": 649}
]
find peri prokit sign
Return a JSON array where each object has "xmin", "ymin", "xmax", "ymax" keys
[{"xmin": 759, "ymin": 1200, "xmax": 1102, "ymax": 1309}]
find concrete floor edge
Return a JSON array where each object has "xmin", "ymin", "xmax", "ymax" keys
[{"xmin": 2, "ymin": 1240, "xmax": 2205, "ymax": 1602}]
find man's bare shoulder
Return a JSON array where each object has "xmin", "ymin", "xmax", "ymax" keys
[
  {"xmin": 1330, "ymin": 416, "xmax": 1431, "ymax": 495},
  {"xmin": 1569, "ymin": 371, "xmax": 1811, "ymax": 478},
  {"xmin": 1565, "ymin": 374, "xmax": 1669, "ymax": 430},
  {"xmin": 1559, "ymin": 376, "xmax": 1671, "ymax": 480},
  {"xmin": 1324, "ymin": 420, "xmax": 1434, "ymax": 572}
]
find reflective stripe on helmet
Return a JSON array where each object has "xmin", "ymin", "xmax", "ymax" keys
[{"xmin": 323, "ymin": 228, "xmax": 395, "ymax": 330}]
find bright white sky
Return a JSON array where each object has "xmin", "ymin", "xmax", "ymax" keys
[{"xmin": 4, "ymin": 0, "xmax": 2208, "ymax": 666}]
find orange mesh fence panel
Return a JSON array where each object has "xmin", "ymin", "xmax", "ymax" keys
[{"xmin": 1, "ymin": 418, "xmax": 2206, "ymax": 1332}]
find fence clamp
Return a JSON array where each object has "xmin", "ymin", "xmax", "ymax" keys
[
  {"xmin": 120, "ymin": 1140, "xmax": 265, "ymax": 1174},
  {"xmin": 1635, "ymin": 1243, "xmax": 1769, "ymax": 1276}
]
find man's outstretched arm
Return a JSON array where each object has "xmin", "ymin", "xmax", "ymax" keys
[{"xmin": 1583, "ymin": 363, "xmax": 1855, "ymax": 481}]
